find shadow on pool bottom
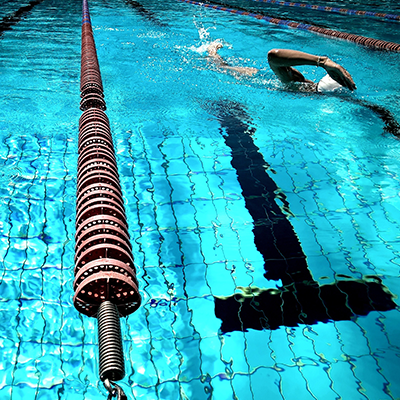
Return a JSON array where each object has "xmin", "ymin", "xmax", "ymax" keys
[
  {"xmin": 208, "ymin": 99, "xmax": 397, "ymax": 332},
  {"xmin": 214, "ymin": 277, "xmax": 396, "ymax": 332}
]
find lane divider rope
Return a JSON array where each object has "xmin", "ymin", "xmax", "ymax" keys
[
  {"xmin": 75, "ymin": 0, "xmax": 141, "ymax": 397},
  {"xmin": 248, "ymin": 0, "xmax": 400, "ymax": 22},
  {"xmin": 179, "ymin": 0, "xmax": 400, "ymax": 52}
]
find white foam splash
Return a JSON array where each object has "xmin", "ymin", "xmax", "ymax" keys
[{"xmin": 187, "ymin": 43, "xmax": 210, "ymax": 54}]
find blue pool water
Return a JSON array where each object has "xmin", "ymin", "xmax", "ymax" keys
[{"xmin": 0, "ymin": 0, "xmax": 400, "ymax": 399}]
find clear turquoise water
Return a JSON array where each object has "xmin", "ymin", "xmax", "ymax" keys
[{"xmin": 0, "ymin": 0, "xmax": 400, "ymax": 399}]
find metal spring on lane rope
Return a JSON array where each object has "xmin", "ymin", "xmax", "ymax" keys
[{"xmin": 98, "ymin": 301, "xmax": 125, "ymax": 382}]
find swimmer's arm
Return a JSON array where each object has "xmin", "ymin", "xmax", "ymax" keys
[
  {"xmin": 207, "ymin": 43, "xmax": 229, "ymax": 67},
  {"xmin": 268, "ymin": 49, "xmax": 324, "ymax": 68},
  {"xmin": 322, "ymin": 58, "xmax": 356, "ymax": 91},
  {"xmin": 207, "ymin": 43, "xmax": 258, "ymax": 75},
  {"xmin": 267, "ymin": 49, "xmax": 356, "ymax": 90},
  {"xmin": 267, "ymin": 49, "xmax": 316, "ymax": 84}
]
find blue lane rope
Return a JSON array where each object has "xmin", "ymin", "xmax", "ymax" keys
[
  {"xmin": 248, "ymin": 0, "xmax": 400, "ymax": 22},
  {"xmin": 178, "ymin": 0, "xmax": 400, "ymax": 52}
]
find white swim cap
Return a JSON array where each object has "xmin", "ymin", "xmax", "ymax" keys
[{"xmin": 317, "ymin": 74, "xmax": 343, "ymax": 93}]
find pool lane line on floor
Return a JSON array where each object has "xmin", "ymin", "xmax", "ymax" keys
[
  {"xmin": 179, "ymin": 0, "xmax": 400, "ymax": 52},
  {"xmin": 125, "ymin": 0, "xmax": 169, "ymax": 26},
  {"xmin": 209, "ymin": 100, "xmax": 397, "ymax": 332},
  {"xmin": 248, "ymin": 0, "xmax": 400, "ymax": 22},
  {"xmin": 0, "ymin": 0, "xmax": 45, "ymax": 37}
]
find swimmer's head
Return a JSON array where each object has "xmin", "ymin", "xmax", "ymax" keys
[{"xmin": 317, "ymin": 74, "xmax": 343, "ymax": 93}]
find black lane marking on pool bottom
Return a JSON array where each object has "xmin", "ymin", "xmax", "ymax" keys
[
  {"xmin": 125, "ymin": 0, "xmax": 169, "ymax": 27},
  {"xmin": 210, "ymin": 101, "xmax": 396, "ymax": 332},
  {"xmin": 0, "ymin": 0, "xmax": 44, "ymax": 37},
  {"xmin": 358, "ymin": 100, "xmax": 400, "ymax": 137}
]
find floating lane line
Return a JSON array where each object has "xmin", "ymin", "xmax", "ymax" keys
[
  {"xmin": 249, "ymin": 0, "xmax": 400, "ymax": 22},
  {"xmin": 178, "ymin": 0, "xmax": 400, "ymax": 52}
]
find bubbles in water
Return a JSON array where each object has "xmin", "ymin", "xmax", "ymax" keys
[
  {"xmin": 198, "ymin": 26, "xmax": 213, "ymax": 41},
  {"xmin": 193, "ymin": 13, "xmax": 215, "ymax": 40}
]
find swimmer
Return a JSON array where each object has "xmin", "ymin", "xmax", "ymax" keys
[
  {"xmin": 207, "ymin": 41, "xmax": 259, "ymax": 77},
  {"xmin": 207, "ymin": 45, "xmax": 400, "ymax": 136},
  {"xmin": 267, "ymin": 49, "xmax": 400, "ymax": 136},
  {"xmin": 267, "ymin": 48, "xmax": 356, "ymax": 92}
]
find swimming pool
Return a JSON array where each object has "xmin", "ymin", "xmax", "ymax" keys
[{"xmin": 0, "ymin": 0, "xmax": 399, "ymax": 398}]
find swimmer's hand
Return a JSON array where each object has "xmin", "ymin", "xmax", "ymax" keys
[
  {"xmin": 207, "ymin": 42, "xmax": 223, "ymax": 56},
  {"xmin": 322, "ymin": 58, "xmax": 356, "ymax": 91}
]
